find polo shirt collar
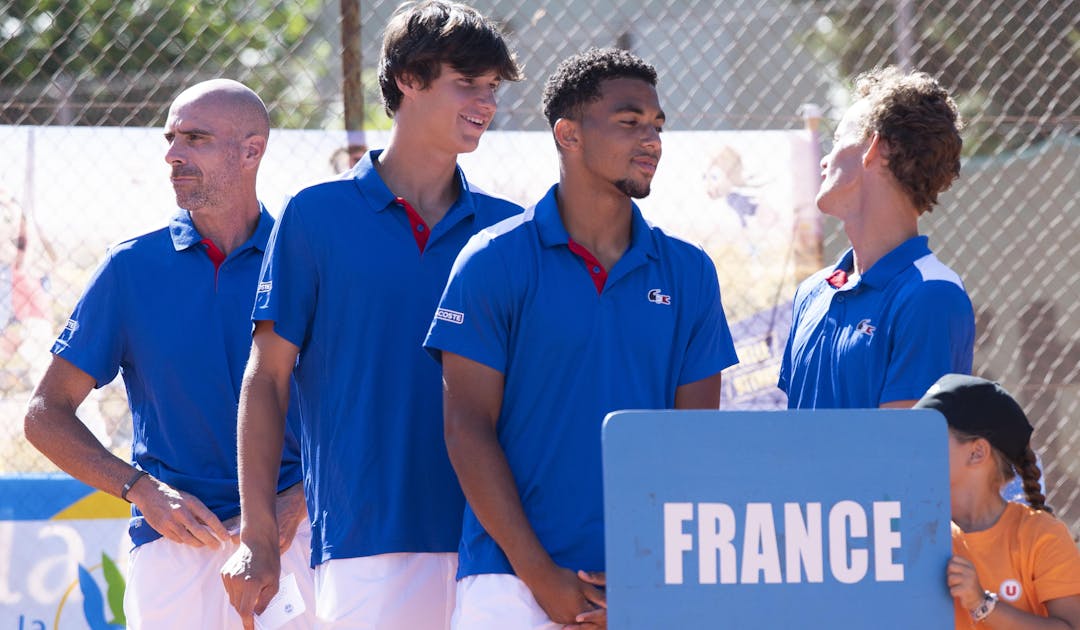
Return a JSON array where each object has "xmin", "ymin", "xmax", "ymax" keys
[
  {"xmin": 168, "ymin": 204, "xmax": 274, "ymax": 254},
  {"xmin": 533, "ymin": 184, "xmax": 659, "ymax": 261},
  {"xmin": 833, "ymin": 235, "xmax": 930, "ymax": 289},
  {"xmin": 351, "ymin": 148, "xmax": 477, "ymax": 222}
]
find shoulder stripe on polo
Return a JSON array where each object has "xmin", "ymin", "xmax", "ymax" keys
[
  {"xmin": 479, "ymin": 204, "xmax": 535, "ymax": 239},
  {"xmin": 913, "ymin": 254, "xmax": 964, "ymax": 288},
  {"xmin": 464, "ymin": 180, "xmax": 521, "ymax": 206}
]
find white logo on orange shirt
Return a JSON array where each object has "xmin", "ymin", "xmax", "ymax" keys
[{"xmin": 999, "ymin": 579, "xmax": 1022, "ymax": 602}]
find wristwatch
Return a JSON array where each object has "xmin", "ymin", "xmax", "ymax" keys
[{"xmin": 970, "ymin": 590, "xmax": 998, "ymax": 622}]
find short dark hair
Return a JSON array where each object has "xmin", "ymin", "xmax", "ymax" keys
[
  {"xmin": 542, "ymin": 47, "xmax": 657, "ymax": 128},
  {"xmin": 852, "ymin": 66, "xmax": 963, "ymax": 214},
  {"xmin": 378, "ymin": 0, "xmax": 521, "ymax": 116}
]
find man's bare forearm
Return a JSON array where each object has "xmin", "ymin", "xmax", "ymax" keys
[
  {"xmin": 237, "ymin": 363, "xmax": 289, "ymax": 544},
  {"xmin": 446, "ymin": 416, "xmax": 554, "ymax": 582}
]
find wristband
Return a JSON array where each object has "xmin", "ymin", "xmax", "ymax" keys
[
  {"xmin": 970, "ymin": 590, "xmax": 998, "ymax": 622},
  {"xmin": 120, "ymin": 469, "xmax": 149, "ymax": 503}
]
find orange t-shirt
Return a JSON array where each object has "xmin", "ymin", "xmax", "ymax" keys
[{"xmin": 952, "ymin": 502, "xmax": 1080, "ymax": 628}]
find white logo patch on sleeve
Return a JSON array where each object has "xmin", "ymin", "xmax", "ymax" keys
[{"xmin": 435, "ymin": 308, "xmax": 465, "ymax": 325}]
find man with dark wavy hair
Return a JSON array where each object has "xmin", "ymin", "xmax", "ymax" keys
[
  {"xmin": 425, "ymin": 48, "xmax": 738, "ymax": 629},
  {"xmin": 221, "ymin": 2, "xmax": 522, "ymax": 628},
  {"xmin": 779, "ymin": 66, "xmax": 975, "ymax": 409}
]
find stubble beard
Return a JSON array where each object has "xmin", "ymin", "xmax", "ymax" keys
[
  {"xmin": 615, "ymin": 178, "xmax": 651, "ymax": 199},
  {"xmin": 172, "ymin": 167, "xmax": 233, "ymax": 211},
  {"xmin": 174, "ymin": 188, "xmax": 210, "ymax": 211}
]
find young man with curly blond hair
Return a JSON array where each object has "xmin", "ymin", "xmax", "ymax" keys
[{"xmin": 779, "ymin": 67, "xmax": 975, "ymax": 409}]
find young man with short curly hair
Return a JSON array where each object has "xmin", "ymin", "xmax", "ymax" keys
[
  {"xmin": 779, "ymin": 66, "xmax": 975, "ymax": 409},
  {"xmin": 425, "ymin": 48, "xmax": 738, "ymax": 629}
]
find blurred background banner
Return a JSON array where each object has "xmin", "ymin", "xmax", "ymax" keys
[
  {"xmin": 0, "ymin": 122, "xmax": 818, "ymax": 410},
  {"xmin": 1, "ymin": 1, "xmax": 1077, "ymax": 626},
  {"xmin": 0, "ymin": 120, "xmax": 816, "ymax": 626},
  {"xmin": 0, "ymin": 474, "xmax": 129, "ymax": 629}
]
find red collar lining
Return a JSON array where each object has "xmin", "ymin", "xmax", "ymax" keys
[
  {"xmin": 395, "ymin": 197, "xmax": 430, "ymax": 253},
  {"xmin": 827, "ymin": 268, "xmax": 848, "ymax": 289},
  {"xmin": 568, "ymin": 239, "xmax": 607, "ymax": 294}
]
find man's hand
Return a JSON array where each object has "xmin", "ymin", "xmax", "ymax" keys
[
  {"xmin": 564, "ymin": 570, "xmax": 606, "ymax": 629},
  {"xmin": 221, "ymin": 540, "xmax": 282, "ymax": 630},
  {"xmin": 946, "ymin": 555, "xmax": 985, "ymax": 611},
  {"xmin": 527, "ymin": 565, "xmax": 602, "ymax": 625},
  {"xmin": 129, "ymin": 477, "xmax": 232, "ymax": 548}
]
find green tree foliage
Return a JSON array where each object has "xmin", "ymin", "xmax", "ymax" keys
[
  {"xmin": 805, "ymin": 0, "xmax": 1078, "ymax": 155},
  {"xmin": 0, "ymin": 0, "xmax": 333, "ymax": 127}
]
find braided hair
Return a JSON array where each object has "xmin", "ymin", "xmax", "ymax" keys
[{"xmin": 1009, "ymin": 445, "xmax": 1052, "ymax": 513}]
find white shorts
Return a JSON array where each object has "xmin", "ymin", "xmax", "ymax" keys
[
  {"xmin": 313, "ymin": 552, "xmax": 457, "ymax": 629},
  {"xmin": 124, "ymin": 519, "xmax": 316, "ymax": 630},
  {"xmin": 451, "ymin": 573, "xmax": 561, "ymax": 630}
]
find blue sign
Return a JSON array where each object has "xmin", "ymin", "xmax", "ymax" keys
[{"xmin": 602, "ymin": 410, "xmax": 953, "ymax": 629}]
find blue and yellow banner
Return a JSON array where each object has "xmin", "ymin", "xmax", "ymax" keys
[{"xmin": 0, "ymin": 474, "xmax": 129, "ymax": 630}]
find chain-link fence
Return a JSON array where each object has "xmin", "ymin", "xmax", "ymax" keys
[{"xmin": 2, "ymin": 0, "xmax": 1078, "ymax": 533}]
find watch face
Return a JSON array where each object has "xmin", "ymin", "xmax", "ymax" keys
[{"xmin": 972, "ymin": 592, "xmax": 998, "ymax": 622}]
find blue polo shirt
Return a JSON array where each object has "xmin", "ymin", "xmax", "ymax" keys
[
  {"xmin": 423, "ymin": 184, "xmax": 739, "ymax": 579},
  {"xmin": 254, "ymin": 149, "xmax": 523, "ymax": 566},
  {"xmin": 52, "ymin": 207, "xmax": 304, "ymax": 547},
  {"xmin": 778, "ymin": 235, "xmax": 974, "ymax": 408}
]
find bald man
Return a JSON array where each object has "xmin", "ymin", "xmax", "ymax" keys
[{"xmin": 24, "ymin": 79, "xmax": 315, "ymax": 629}]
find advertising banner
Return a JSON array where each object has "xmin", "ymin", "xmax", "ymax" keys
[{"xmin": 0, "ymin": 474, "xmax": 130, "ymax": 630}]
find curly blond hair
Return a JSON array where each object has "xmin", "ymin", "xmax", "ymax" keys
[{"xmin": 853, "ymin": 67, "xmax": 963, "ymax": 214}]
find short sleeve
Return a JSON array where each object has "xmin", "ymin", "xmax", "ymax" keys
[
  {"xmin": 677, "ymin": 251, "xmax": 739, "ymax": 386},
  {"xmin": 423, "ymin": 232, "xmax": 513, "ymax": 373},
  {"xmin": 254, "ymin": 196, "xmax": 318, "ymax": 350},
  {"xmin": 777, "ymin": 297, "xmax": 800, "ymax": 394},
  {"xmin": 777, "ymin": 273, "xmax": 818, "ymax": 396},
  {"xmin": 51, "ymin": 253, "xmax": 125, "ymax": 388},
  {"xmin": 880, "ymin": 281, "xmax": 974, "ymax": 403},
  {"xmin": 1030, "ymin": 516, "xmax": 1080, "ymax": 603}
]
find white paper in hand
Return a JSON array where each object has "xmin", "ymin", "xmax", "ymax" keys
[{"xmin": 254, "ymin": 572, "xmax": 306, "ymax": 630}]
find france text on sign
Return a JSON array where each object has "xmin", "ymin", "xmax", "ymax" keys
[{"xmin": 602, "ymin": 409, "xmax": 953, "ymax": 629}]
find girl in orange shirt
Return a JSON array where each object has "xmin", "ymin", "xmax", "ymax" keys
[{"xmin": 915, "ymin": 373, "xmax": 1080, "ymax": 629}]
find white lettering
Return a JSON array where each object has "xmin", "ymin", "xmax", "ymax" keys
[
  {"xmin": 829, "ymin": 501, "xmax": 868, "ymax": 584},
  {"xmin": 784, "ymin": 502, "xmax": 823, "ymax": 583},
  {"xmin": 741, "ymin": 503, "xmax": 781, "ymax": 584},
  {"xmin": 662, "ymin": 500, "xmax": 899, "ymax": 586},
  {"xmin": 697, "ymin": 503, "xmax": 737, "ymax": 584},
  {"xmin": 873, "ymin": 501, "xmax": 904, "ymax": 581},
  {"xmin": 663, "ymin": 503, "xmax": 694, "ymax": 584},
  {"xmin": 435, "ymin": 308, "xmax": 465, "ymax": 325},
  {"xmin": 0, "ymin": 521, "xmax": 21, "ymax": 604},
  {"xmin": 27, "ymin": 524, "xmax": 84, "ymax": 604}
]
